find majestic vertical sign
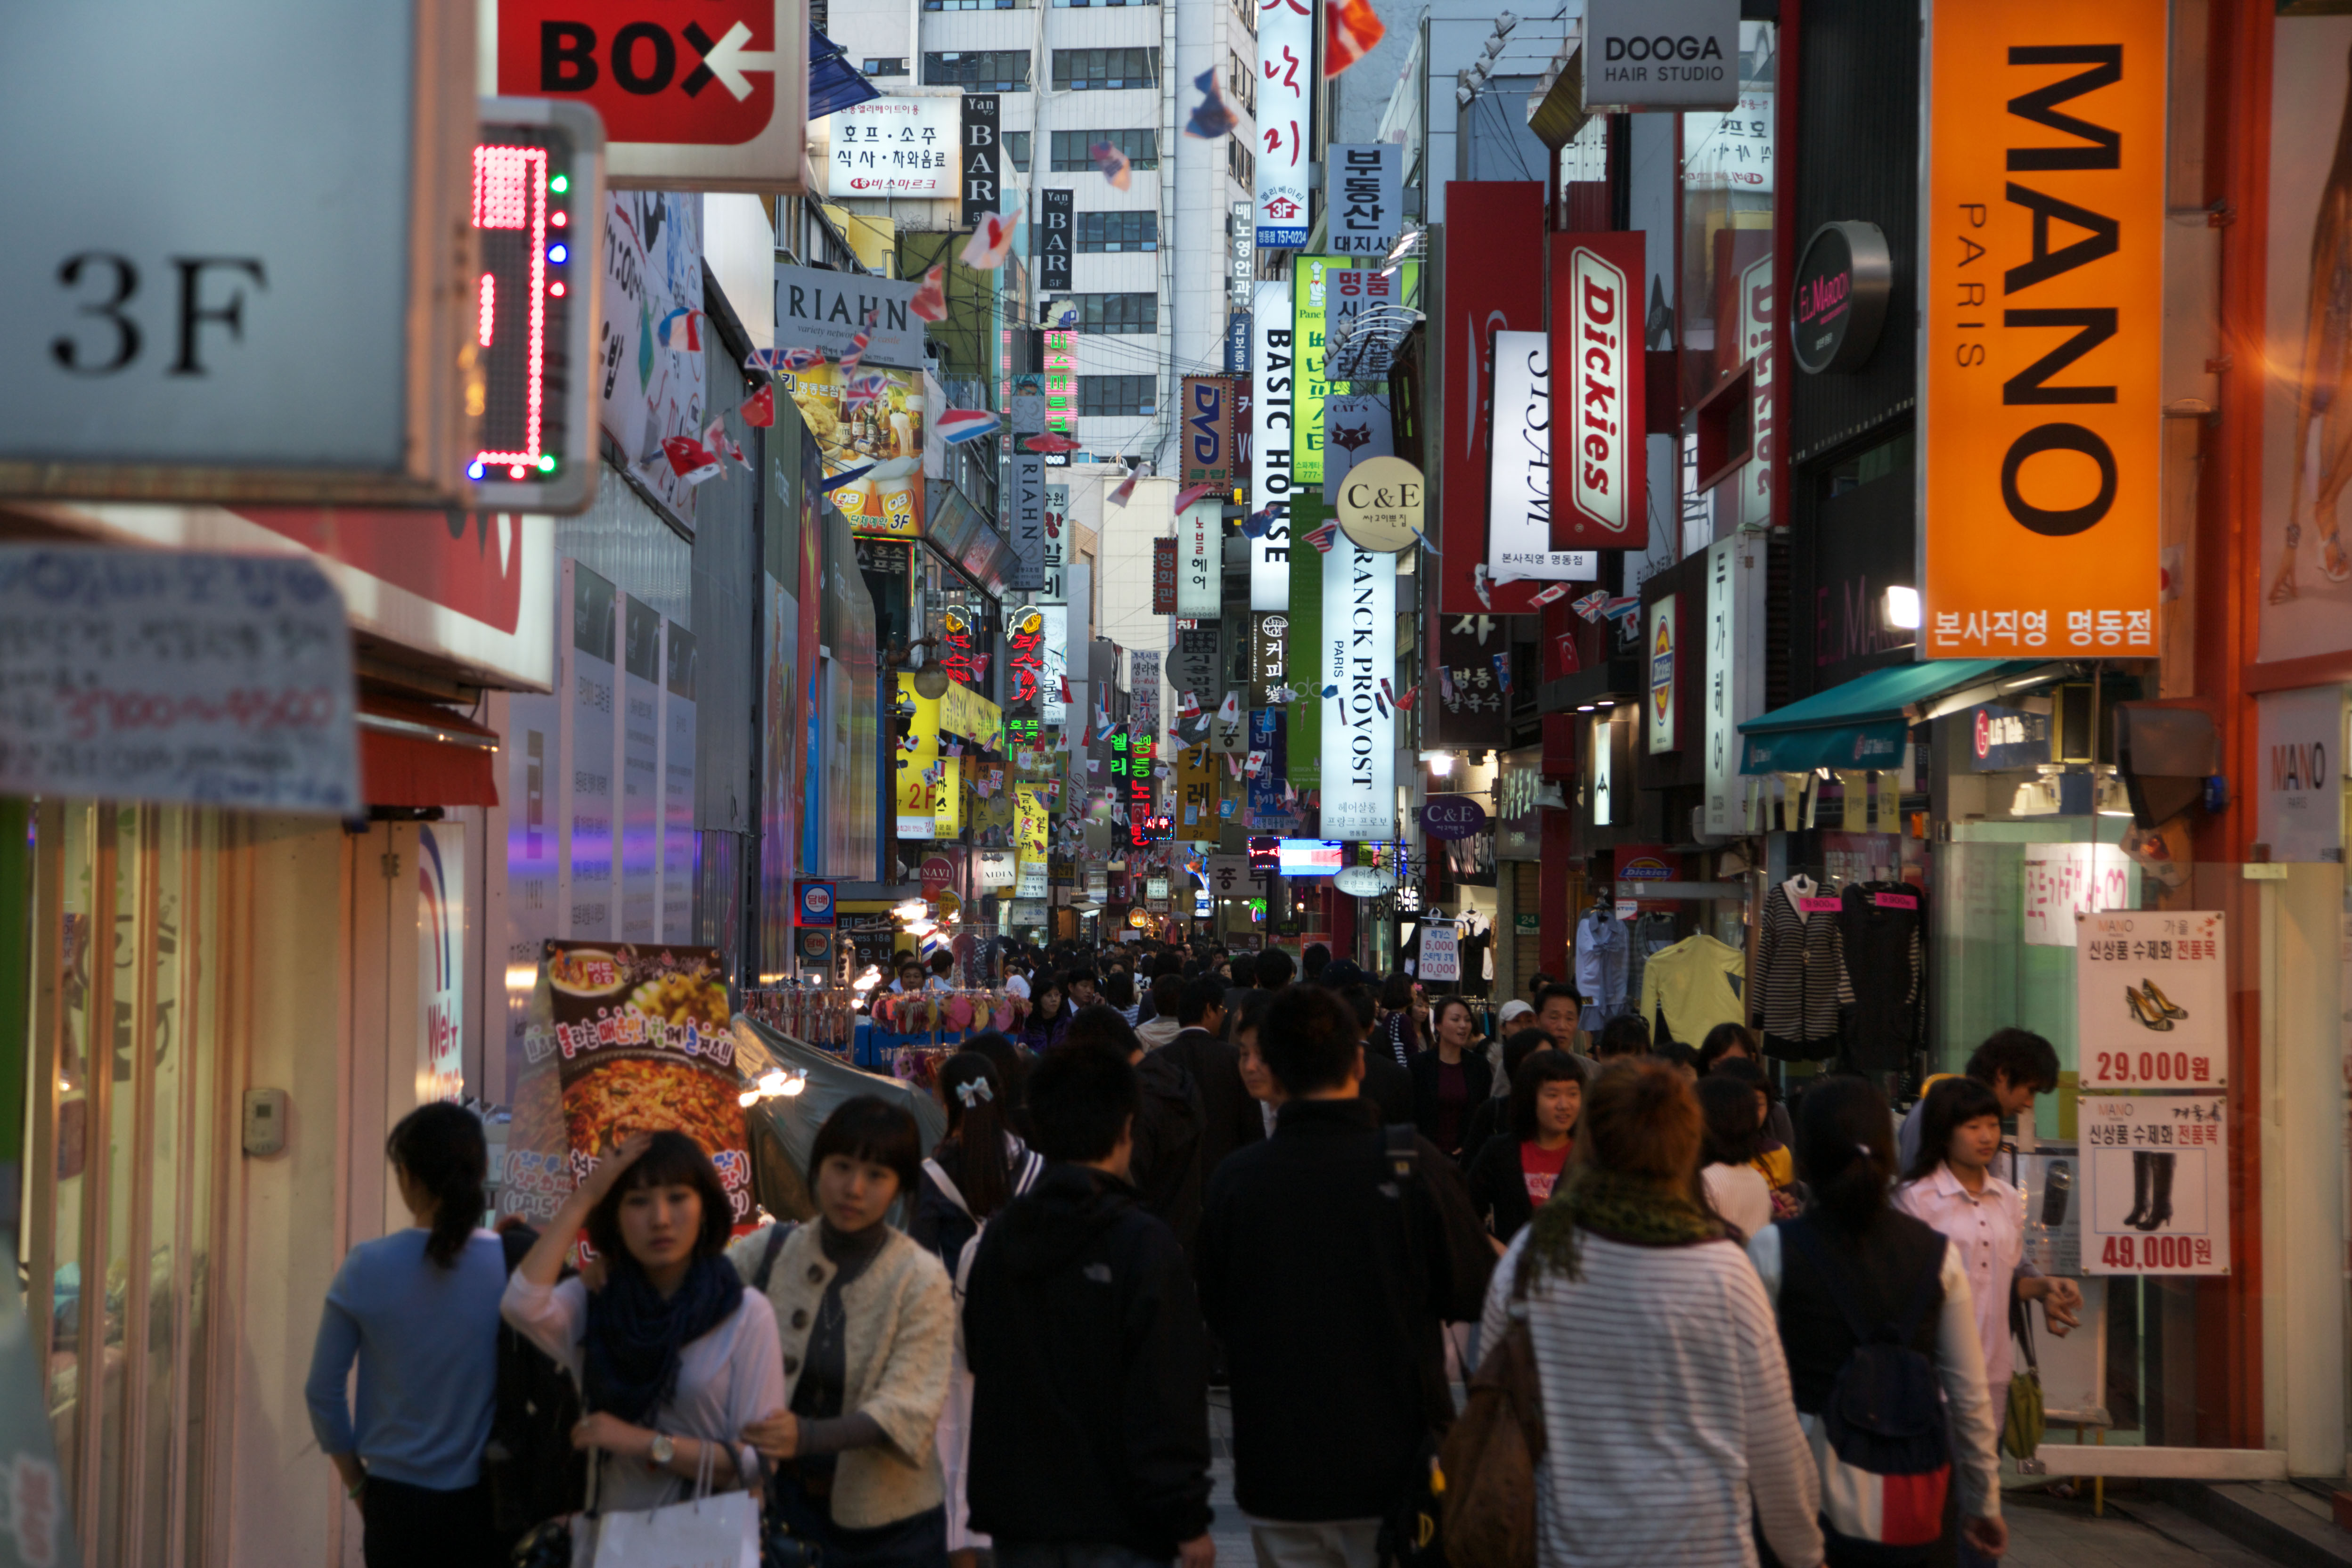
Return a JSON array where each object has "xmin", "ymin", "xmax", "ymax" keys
[
  {"xmin": 961, "ymin": 93, "xmax": 1001, "ymax": 228},
  {"xmin": 1179, "ymin": 496, "xmax": 1222, "ymax": 618},
  {"xmin": 1256, "ymin": 0, "xmax": 1315, "ymax": 247},
  {"xmin": 1251, "ymin": 280, "xmax": 1297, "ymax": 609},
  {"xmin": 1328, "ymin": 143, "xmax": 1403, "ymax": 258},
  {"xmin": 1921, "ymin": 0, "xmax": 2165, "ymax": 658},
  {"xmin": 1040, "ymin": 187, "xmax": 1074, "ymax": 294},
  {"xmin": 1183, "ymin": 376, "xmax": 1238, "ymax": 487},
  {"xmin": 1488, "ymin": 330, "xmax": 1598, "ymax": 586},
  {"xmin": 1551, "ymin": 232, "xmax": 1648, "ymax": 548},
  {"xmin": 1320, "ymin": 534, "xmax": 1397, "ymax": 840},
  {"xmin": 1439, "ymin": 183, "xmax": 1551, "ymax": 614},
  {"xmin": 1701, "ymin": 537, "xmax": 1764, "ymax": 835}
]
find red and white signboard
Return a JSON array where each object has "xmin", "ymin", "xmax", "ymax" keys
[
  {"xmin": 2075, "ymin": 911, "xmax": 2227, "ymax": 1088},
  {"xmin": 487, "ymin": 0, "xmax": 808, "ymax": 191},
  {"xmin": 2080, "ymin": 1092, "xmax": 2230, "ymax": 1275},
  {"xmin": 1438, "ymin": 183, "xmax": 1551, "ymax": 616},
  {"xmin": 1551, "ymin": 232, "xmax": 1647, "ymax": 549}
]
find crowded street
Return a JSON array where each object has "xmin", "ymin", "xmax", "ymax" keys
[{"xmin": 6, "ymin": 0, "xmax": 2352, "ymax": 1565}]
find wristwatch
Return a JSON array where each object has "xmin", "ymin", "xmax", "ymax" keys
[{"xmin": 647, "ymin": 1433, "xmax": 676, "ymax": 1468}]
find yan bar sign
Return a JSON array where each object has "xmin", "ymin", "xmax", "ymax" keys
[{"xmin": 1920, "ymin": 0, "xmax": 2165, "ymax": 659}]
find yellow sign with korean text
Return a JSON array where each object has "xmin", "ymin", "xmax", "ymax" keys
[
  {"xmin": 894, "ymin": 673, "xmax": 941, "ymax": 839},
  {"xmin": 1921, "ymin": 0, "xmax": 2166, "ymax": 658},
  {"xmin": 937, "ymin": 681, "xmax": 1004, "ymax": 752}
]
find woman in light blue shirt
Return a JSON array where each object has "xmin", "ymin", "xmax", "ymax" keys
[{"xmin": 306, "ymin": 1102, "xmax": 508, "ymax": 1568}]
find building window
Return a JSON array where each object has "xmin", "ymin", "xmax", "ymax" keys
[
  {"xmin": 1051, "ymin": 129, "xmax": 1157, "ymax": 171},
  {"xmin": 1076, "ymin": 211, "xmax": 1158, "ymax": 252},
  {"xmin": 1004, "ymin": 131, "xmax": 1032, "ymax": 173},
  {"xmin": 861, "ymin": 56, "xmax": 908, "ymax": 75},
  {"xmin": 1047, "ymin": 293, "xmax": 1158, "ymax": 334},
  {"xmin": 1050, "ymin": 48, "xmax": 1160, "ymax": 90},
  {"xmin": 1228, "ymin": 54, "xmax": 1255, "ymax": 114},
  {"xmin": 1054, "ymin": 0, "xmax": 1154, "ymax": 8},
  {"xmin": 923, "ymin": 50, "xmax": 1032, "ymax": 90},
  {"xmin": 1227, "ymin": 138, "xmax": 1255, "ymax": 187},
  {"xmin": 1078, "ymin": 375, "xmax": 1157, "ymax": 416}
]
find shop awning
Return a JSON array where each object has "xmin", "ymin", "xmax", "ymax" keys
[
  {"xmin": 357, "ymin": 693, "xmax": 500, "ymax": 808},
  {"xmin": 1737, "ymin": 659, "xmax": 2066, "ymax": 775}
]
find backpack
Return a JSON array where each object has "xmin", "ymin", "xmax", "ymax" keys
[
  {"xmin": 1781, "ymin": 1219, "xmax": 1952, "ymax": 1563},
  {"xmin": 484, "ymin": 1228, "xmax": 588, "ymax": 1538},
  {"xmin": 922, "ymin": 1143, "xmax": 1047, "ymax": 1339}
]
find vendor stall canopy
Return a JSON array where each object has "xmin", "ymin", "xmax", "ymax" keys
[{"xmin": 1738, "ymin": 659, "xmax": 2073, "ymax": 775}]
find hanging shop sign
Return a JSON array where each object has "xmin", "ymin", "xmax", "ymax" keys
[
  {"xmin": 1203, "ymin": 853, "xmax": 1258, "ymax": 897},
  {"xmin": 1294, "ymin": 259, "xmax": 1344, "ymax": 489},
  {"xmin": 0, "ymin": 547, "xmax": 360, "ymax": 812},
  {"xmin": 1179, "ymin": 496, "xmax": 1222, "ymax": 618},
  {"xmin": 1582, "ymin": 0, "xmax": 1741, "ymax": 112},
  {"xmin": 1323, "ymin": 393, "xmax": 1395, "ymax": 506},
  {"xmin": 2256, "ymin": 686, "xmax": 2346, "ymax": 864},
  {"xmin": 975, "ymin": 848, "xmax": 1017, "ymax": 887},
  {"xmin": 1487, "ymin": 329, "xmax": 1599, "ymax": 588},
  {"xmin": 773, "ymin": 264, "xmax": 930, "ymax": 369},
  {"xmin": 1007, "ymin": 605, "xmax": 1047, "ymax": 710},
  {"xmin": 1331, "ymin": 267, "xmax": 1411, "ymax": 380},
  {"xmin": 1421, "ymin": 796, "xmax": 1490, "ymax": 840},
  {"xmin": 1, "ymin": 0, "xmax": 479, "ymax": 506},
  {"xmin": 1250, "ymin": 613, "xmax": 1290, "ymax": 704},
  {"xmin": 1648, "ymin": 593, "xmax": 1680, "ymax": 753},
  {"xmin": 1333, "ymin": 865, "xmax": 1396, "ymax": 898},
  {"xmin": 493, "ymin": 0, "xmax": 808, "ymax": 190},
  {"xmin": 1961, "ymin": 701, "xmax": 2054, "ymax": 772},
  {"xmin": 2080, "ymin": 1091, "xmax": 2230, "ymax": 1275},
  {"xmin": 1010, "ymin": 387, "xmax": 1046, "ymax": 592},
  {"xmin": 1420, "ymin": 921, "xmax": 1461, "ymax": 981},
  {"xmin": 1921, "ymin": 0, "xmax": 2166, "ymax": 659},
  {"xmin": 825, "ymin": 96, "xmax": 958, "ymax": 197},
  {"xmin": 797, "ymin": 880, "xmax": 837, "ymax": 925},
  {"xmin": 1702, "ymin": 537, "xmax": 1766, "ymax": 835},
  {"xmin": 1183, "ymin": 376, "xmax": 1239, "ymax": 487},
  {"xmin": 1152, "ymin": 536, "xmax": 1180, "ymax": 615},
  {"xmin": 1255, "ymin": 0, "xmax": 1314, "ymax": 247},
  {"xmin": 1015, "ymin": 782, "xmax": 1050, "ymax": 897},
  {"xmin": 895, "ymin": 671, "xmax": 944, "ymax": 839},
  {"xmin": 1550, "ymin": 232, "xmax": 1649, "ymax": 548},
  {"xmin": 1251, "ymin": 280, "xmax": 1297, "ymax": 609},
  {"xmin": 1441, "ymin": 184, "xmax": 1550, "ymax": 615},
  {"xmin": 1326, "ymin": 143, "xmax": 1403, "ymax": 258},
  {"xmin": 1319, "ymin": 532, "xmax": 1397, "ymax": 840},
  {"xmin": 2075, "ymin": 911, "xmax": 2227, "ymax": 1088},
  {"xmin": 961, "ymin": 93, "xmax": 1001, "ymax": 228},
  {"xmin": 1338, "ymin": 456, "xmax": 1426, "ymax": 552},
  {"xmin": 938, "ymin": 678, "xmax": 1004, "ymax": 752},
  {"xmin": 1040, "ymin": 187, "xmax": 1073, "ymax": 294},
  {"xmin": 1790, "ymin": 221, "xmax": 1893, "ymax": 375}
]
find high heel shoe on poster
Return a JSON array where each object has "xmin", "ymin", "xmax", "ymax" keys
[
  {"xmin": 2140, "ymin": 978, "xmax": 2188, "ymax": 1020},
  {"xmin": 2125, "ymin": 986, "xmax": 2176, "ymax": 1031}
]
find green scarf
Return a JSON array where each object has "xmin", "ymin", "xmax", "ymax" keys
[{"xmin": 1525, "ymin": 1167, "xmax": 1724, "ymax": 1282}]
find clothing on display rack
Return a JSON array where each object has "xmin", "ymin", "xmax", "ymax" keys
[
  {"xmin": 1636, "ymin": 934, "xmax": 1747, "ymax": 1046},
  {"xmin": 1750, "ymin": 875, "xmax": 1854, "ymax": 1061},
  {"xmin": 1573, "ymin": 906, "xmax": 1628, "ymax": 1031},
  {"xmin": 1837, "ymin": 880, "xmax": 1925, "ymax": 1072},
  {"xmin": 1457, "ymin": 915, "xmax": 1493, "ymax": 998},
  {"xmin": 1619, "ymin": 912, "xmax": 1678, "ymax": 1029}
]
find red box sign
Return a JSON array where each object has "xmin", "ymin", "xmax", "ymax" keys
[
  {"xmin": 1551, "ymin": 232, "xmax": 1647, "ymax": 550},
  {"xmin": 495, "ymin": 0, "xmax": 807, "ymax": 190},
  {"xmin": 1437, "ymin": 183, "xmax": 1549, "ymax": 616}
]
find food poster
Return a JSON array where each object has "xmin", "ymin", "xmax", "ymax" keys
[
  {"xmin": 778, "ymin": 361, "xmax": 927, "ymax": 535},
  {"xmin": 2075, "ymin": 912, "xmax": 2227, "ymax": 1088},
  {"xmin": 2079, "ymin": 1092, "xmax": 2229, "ymax": 1276},
  {"xmin": 895, "ymin": 671, "xmax": 944, "ymax": 840},
  {"xmin": 539, "ymin": 940, "xmax": 753, "ymax": 1226}
]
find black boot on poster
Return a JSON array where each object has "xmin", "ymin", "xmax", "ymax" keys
[
  {"xmin": 2136, "ymin": 1152, "xmax": 2176, "ymax": 1232},
  {"xmin": 2120, "ymin": 1148, "xmax": 2153, "ymax": 1231}
]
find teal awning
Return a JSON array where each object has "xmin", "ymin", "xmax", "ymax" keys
[{"xmin": 1738, "ymin": 659, "xmax": 2054, "ymax": 775}]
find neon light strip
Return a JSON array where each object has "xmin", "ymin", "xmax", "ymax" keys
[
  {"xmin": 478, "ymin": 273, "xmax": 496, "ymax": 348},
  {"xmin": 471, "ymin": 144, "xmax": 551, "ymax": 468}
]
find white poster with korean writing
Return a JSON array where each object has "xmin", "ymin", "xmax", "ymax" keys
[
  {"xmin": 825, "ymin": 97, "xmax": 960, "ymax": 198},
  {"xmin": 2076, "ymin": 911, "xmax": 2227, "ymax": 1088},
  {"xmin": 1487, "ymin": 331, "xmax": 1598, "ymax": 583},
  {"xmin": 2080, "ymin": 1092, "xmax": 2230, "ymax": 1276},
  {"xmin": 1255, "ymin": 0, "xmax": 1313, "ymax": 247},
  {"xmin": 1326, "ymin": 143, "xmax": 1401, "ymax": 258},
  {"xmin": 1420, "ymin": 921, "xmax": 1460, "ymax": 982},
  {"xmin": 1179, "ymin": 497, "xmax": 1221, "ymax": 619},
  {"xmin": 2020, "ymin": 841, "xmax": 2133, "ymax": 947}
]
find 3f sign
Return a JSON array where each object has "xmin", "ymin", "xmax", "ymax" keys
[{"xmin": 51, "ymin": 253, "xmax": 267, "ymax": 376}]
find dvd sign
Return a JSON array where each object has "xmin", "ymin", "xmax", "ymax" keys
[
  {"xmin": 1552, "ymin": 233, "xmax": 1647, "ymax": 548},
  {"xmin": 1583, "ymin": 0, "xmax": 1740, "ymax": 111}
]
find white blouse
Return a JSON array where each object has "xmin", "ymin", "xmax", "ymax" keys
[{"xmin": 501, "ymin": 1273, "xmax": 786, "ymax": 1512}]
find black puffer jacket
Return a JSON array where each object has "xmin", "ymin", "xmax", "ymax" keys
[
  {"xmin": 964, "ymin": 1165, "xmax": 1214, "ymax": 1556},
  {"xmin": 1130, "ymin": 1046, "xmax": 1208, "ymax": 1253}
]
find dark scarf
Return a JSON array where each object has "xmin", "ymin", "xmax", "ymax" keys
[
  {"xmin": 583, "ymin": 1251, "xmax": 746, "ymax": 1424},
  {"xmin": 1525, "ymin": 1167, "xmax": 1724, "ymax": 1283}
]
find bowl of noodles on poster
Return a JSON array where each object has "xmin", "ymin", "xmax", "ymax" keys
[{"xmin": 540, "ymin": 940, "xmax": 755, "ymax": 1227}]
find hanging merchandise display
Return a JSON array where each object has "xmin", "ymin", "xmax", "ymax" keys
[
  {"xmin": 1574, "ymin": 902, "xmax": 1628, "ymax": 1029},
  {"xmin": 1635, "ymin": 932, "xmax": 1748, "ymax": 1046},
  {"xmin": 1749, "ymin": 874, "xmax": 1854, "ymax": 1060},
  {"xmin": 1835, "ymin": 881, "xmax": 1924, "ymax": 1073}
]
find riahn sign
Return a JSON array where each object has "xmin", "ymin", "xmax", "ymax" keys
[
  {"xmin": 1920, "ymin": 0, "xmax": 2165, "ymax": 659},
  {"xmin": 1551, "ymin": 232, "xmax": 1648, "ymax": 549}
]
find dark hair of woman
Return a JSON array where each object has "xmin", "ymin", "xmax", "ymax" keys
[
  {"xmin": 1904, "ymin": 1074, "xmax": 2006, "ymax": 1184},
  {"xmin": 962, "ymin": 1029, "xmax": 1028, "ymax": 1110},
  {"xmin": 1708, "ymin": 1053, "xmax": 1779, "ymax": 1104},
  {"xmin": 386, "ymin": 1102, "xmax": 488, "ymax": 1268},
  {"xmin": 1696, "ymin": 1021, "xmax": 1758, "ymax": 1074},
  {"xmin": 1509, "ymin": 1049, "xmax": 1588, "ymax": 1142},
  {"xmin": 1500, "ymin": 1026, "xmax": 1554, "ymax": 1087},
  {"xmin": 1102, "ymin": 971, "xmax": 1136, "ymax": 1009},
  {"xmin": 809, "ymin": 1095, "xmax": 924, "ymax": 1196},
  {"xmin": 1696, "ymin": 1074, "xmax": 1765, "ymax": 1168},
  {"xmin": 1232, "ymin": 988, "xmax": 1274, "ymax": 1040},
  {"xmin": 1794, "ymin": 1076, "xmax": 1900, "ymax": 1231},
  {"xmin": 1379, "ymin": 970, "xmax": 1416, "ymax": 1011},
  {"xmin": 937, "ymin": 1051, "xmax": 1015, "ymax": 1220},
  {"xmin": 1574, "ymin": 1060, "xmax": 1702, "ymax": 1182},
  {"xmin": 583, "ymin": 1130, "xmax": 737, "ymax": 1262},
  {"xmin": 1429, "ymin": 995, "xmax": 1476, "ymax": 1038}
]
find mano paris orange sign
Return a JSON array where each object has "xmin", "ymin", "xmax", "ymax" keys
[{"xmin": 1922, "ymin": 0, "xmax": 2166, "ymax": 658}]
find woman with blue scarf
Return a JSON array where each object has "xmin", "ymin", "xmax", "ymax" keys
[{"xmin": 502, "ymin": 1130, "xmax": 784, "ymax": 1512}]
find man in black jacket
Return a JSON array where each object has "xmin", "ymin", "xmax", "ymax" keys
[
  {"xmin": 1196, "ymin": 986, "xmax": 1494, "ymax": 1568},
  {"xmin": 965, "ymin": 1043, "xmax": 1216, "ymax": 1568},
  {"xmin": 1158, "ymin": 974, "xmax": 1261, "ymax": 1214},
  {"xmin": 1063, "ymin": 1004, "xmax": 1208, "ymax": 1255}
]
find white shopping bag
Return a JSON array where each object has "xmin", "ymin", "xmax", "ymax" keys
[{"xmin": 578, "ymin": 1443, "xmax": 760, "ymax": 1568}]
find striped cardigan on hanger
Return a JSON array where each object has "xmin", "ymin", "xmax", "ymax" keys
[{"xmin": 1749, "ymin": 882, "xmax": 1853, "ymax": 1050}]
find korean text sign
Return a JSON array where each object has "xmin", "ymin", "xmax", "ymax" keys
[
  {"xmin": 2080, "ymin": 1092, "xmax": 2230, "ymax": 1275},
  {"xmin": 2074, "ymin": 912, "xmax": 2226, "ymax": 1087},
  {"xmin": 1921, "ymin": 0, "xmax": 2166, "ymax": 658},
  {"xmin": 1255, "ymin": 0, "xmax": 1313, "ymax": 246}
]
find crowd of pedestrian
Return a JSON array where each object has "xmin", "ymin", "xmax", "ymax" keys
[{"xmin": 305, "ymin": 936, "xmax": 2082, "ymax": 1568}]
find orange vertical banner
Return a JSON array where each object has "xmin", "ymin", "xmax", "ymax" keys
[{"xmin": 1920, "ymin": 0, "xmax": 2167, "ymax": 659}]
